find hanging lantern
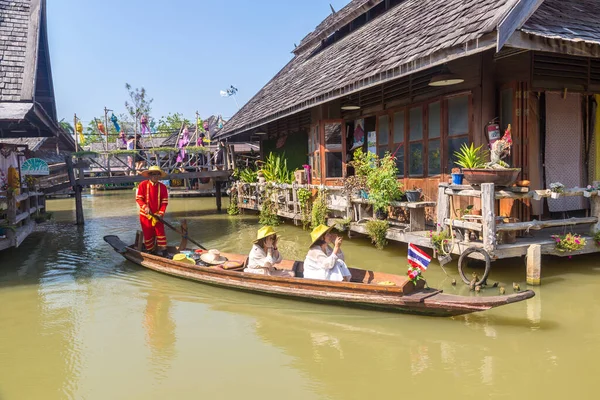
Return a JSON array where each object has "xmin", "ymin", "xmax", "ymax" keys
[
  {"xmin": 97, "ymin": 122, "xmax": 106, "ymax": 135},
  {"xmin": 75, "ymin": 121, "xmax": 83, "ymax": 134},
  {"xmin": 110, "ymin": 113, "xmax": 121, "ymax": 133},
  {"xmin": 140, "ymin": 115, "xmax": 149, "ymax": 135}
]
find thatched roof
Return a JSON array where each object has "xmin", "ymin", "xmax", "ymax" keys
[
  {"xmin": 219, "ymin": 0, "xmax": 600, "ymax": 140},
  {"xmin": 0, "ymin": 0, "xmax": 59, "ymax": 138},
  {"xmin": 521, "ymin": 0, "xmax": 600, "ymax": 45}
]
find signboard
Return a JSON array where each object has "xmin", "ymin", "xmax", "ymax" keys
[{"xmin": 21, "ymin": 158, "xmax": 49, "ymax": 176}]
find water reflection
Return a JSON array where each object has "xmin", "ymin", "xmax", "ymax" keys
[{"xmin": 142, "ymin": 285, "xmax": 177, "ymax": 374}]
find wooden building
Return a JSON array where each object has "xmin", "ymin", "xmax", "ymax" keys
[
  {"xmin": 217, "ymin": 0, "xmax": 600, "ymax": 222},
  {"xmin": 0, "ymin": 0, "xmax": 63, "ymax": 251}
]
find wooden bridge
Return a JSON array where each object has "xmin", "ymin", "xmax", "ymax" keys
[{"xmin": 42, "ymin": 144, "xmax": 236, "ymax": 224}]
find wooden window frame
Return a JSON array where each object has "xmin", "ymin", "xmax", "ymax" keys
[
  {"xmin": 444, "ymin": 92, "xmax": 473, "ymax": 174},
  {"xmin": 320, "ymin": 119, "xmax": 346, "ymax": 183},
  {"xmin": 308, "ymin": 124, "xmax": 321, "ymax": 183}
]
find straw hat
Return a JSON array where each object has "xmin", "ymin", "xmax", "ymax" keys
[
  {"xmin": 253, "ymin": 226, "xmax": 278, "ymax": 243},
  {"xmin": 309, "ymin": 224, "xmax": 334, "ymax": 247},
  {"xmin": 141, "ymin": 166, "xmax": 167, "ymax": 178},
  {"xmin": 173, "ymin": 253, "xmax": 195, "ymax": 265},
  {"xmin": 200, "ymin": 249, "xmax": 228, "ymax": 265}
]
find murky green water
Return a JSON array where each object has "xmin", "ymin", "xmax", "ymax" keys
[{"xmin": 1, "ymin": 191, "xmax": 599, "ymax": 399}]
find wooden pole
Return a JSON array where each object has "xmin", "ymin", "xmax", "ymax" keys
[
  {"xmin": 436, "ymin": 184, "xmax": 449, "ymax": 232},
  {"xmin": 73, "ymin": 113, "xmax": 79, "ymax": 151},
  {"xmin": 66, "ymin": 156, "xmax": 84, "ymax": 225},
  {"xmin": 215, "ymin": 180, "xmax": 222, "ymax": 211},
  {"xmin": 526, "ymin": 244, "xmax": 542, "ymax": 286},
  {"xmin": 481, "ymin": 183, "xmax": 496, "ymax": 253},
  {"xmin": 591, "ymin": 181, "xmax": 600, "ymax": 234}
]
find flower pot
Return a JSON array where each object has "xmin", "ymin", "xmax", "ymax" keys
[
  {"xmin": 406, "ymin": 190, "xmax": 421, "ymax": 202},
  {"xmin": 375, "ymin": 209, "xmax": 387, "ymax": 220},
  {"xmin": 451, "ymin": 173, "xmax": 464, "ymax": 185},
  {"xmin": 584, "ymin": 191, "xmax": 592, "ymax": 198},
  {"xmin": 463, "ymin": 168, "xmax": 521, "ymax": 187},
  {"xmin": 551, "ymin": 192, "xmax": 561, "ymax": 199},
  {"xmin": 471, "ymin": 208, "xmax": 482, "ymax": 216}
]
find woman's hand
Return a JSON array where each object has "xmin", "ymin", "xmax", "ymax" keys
[{"xmin": 333, "ymin": 236, "xmax": 343, "ymax": 254}]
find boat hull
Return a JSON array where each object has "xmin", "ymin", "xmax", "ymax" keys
[{"xmin": 104, "ymin": 235, "xmax": 534, "ymax": 317}]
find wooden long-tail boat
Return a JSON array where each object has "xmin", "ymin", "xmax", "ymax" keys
[{"xmin": 104, "ymin": 235, "xmax": 534, "ymax": 317}]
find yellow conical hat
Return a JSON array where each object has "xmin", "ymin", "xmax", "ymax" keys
[
  {"xmin": 309, "ymin": 224, "xmax": 333, "ymax": 247},
  {"xmin": 253, "ymin": 226, "xmax": 278, "ymax": 243}
]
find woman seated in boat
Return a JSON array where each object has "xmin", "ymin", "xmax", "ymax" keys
[
  {"xmin": 244, "ymin": 226, "xmax": 293, "ymax": 277},
  {"xmin": 303, "ymin": 225, "xmax": 352, "ymax": 282}
]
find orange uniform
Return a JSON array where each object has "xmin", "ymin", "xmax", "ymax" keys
[{"xmin": 136, "ymin": 180, "xmax": 169, "ymax": 251}]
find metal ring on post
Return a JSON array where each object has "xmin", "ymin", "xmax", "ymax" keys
[{"xmin": 458, "ymin": 247, "xmax": 491, "ymax": 285}]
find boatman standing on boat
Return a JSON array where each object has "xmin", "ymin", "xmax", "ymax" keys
[{"xmin": 136, "ymin": 166, "xmax": 169, "ymax": 256}]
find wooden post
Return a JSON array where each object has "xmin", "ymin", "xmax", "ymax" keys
[
  {"xmin": 526, "ymin": 244, "xmax": 542, "ymax": 286},
  {"xmin": 66, "ymin": 156, "xmax": 84, "ymax": 225},
  {"xmin": 74, "ymin": 113, "xmax": 79, "ymax": 151},
  {"xmin": 436, "ymin": 184, "xmax": 449, "ymax": 232},
  {"xmin": 591, "ymin": 181, "xmax": 600, "ymax": 234},
  {"xmin": 292, "ymin": 183, "xmax": 299, "ymax": 224},
  {"xmin": 237, "ymin": 182, "xmax": 244, "ymax": 213},
  {"xmin": 481, "ymin": 183, "xmax": 496, "ymax": 253},
  {"xmin": 409, "ymin": 208, "xmax": 426, "ymax": 232},
  {"xmin": 215, "ymin": 180, "xmax": 222, "ymax": 211}
]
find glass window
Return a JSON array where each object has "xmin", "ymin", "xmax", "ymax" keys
[
  {"xmin": 428, "ymin": 139, "xmax": 441, "ymax": 175},
  {"xmin": 394, "ymin": 144, "xmax": 404, "ymax": 177},
  {"xmin": 428, "ymin": 102, "xmax": 441, "ymax": 139},
  {"xmin": 378, "ymin": 115, "xmax": 389, "ymax": 146},
  {"xmin": 378, "ymin": 146, "xmax": 388, "ymax": 160},
  {"xmin": 325, "ymin": 123, "xmax": 342, "ymax": 151},
  {"xmin": 326, "ymin": 152, "xmax": 342, "ymax": 177},
  {"xmin": 409, "ymin": 142, "xmax": 423, "ymax": 176},
  {"xmin": 448, "ymin": 136, "xmax": 469, "ymax": 172},
  {"xmin": 393, "ymin": 111, "xmax": 405, "ymax": 143},
  {"xmin": 448, "ymin": 96, "xmax": 469, "ymax": 136},
  {"xmin": 409, "ymin": 107, "xmax": 423, "ymax": 140}
]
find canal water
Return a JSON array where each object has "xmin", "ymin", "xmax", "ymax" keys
[{"xmin": 0, "ymin": 191, "xmax": 598, "ymax": 399}]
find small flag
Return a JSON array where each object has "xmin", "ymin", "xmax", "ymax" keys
[
  {"xmin": 220, "ymin": 90, "xmax": 229, "ymax": 97},
  {"xmin": 408, "ymin": 243, "xmax": 431, "ymax": 271}
]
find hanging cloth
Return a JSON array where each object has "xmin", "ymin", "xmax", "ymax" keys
[{"xmin": 545, "ymin": 92, "xmax": 586, "ymax": 212}]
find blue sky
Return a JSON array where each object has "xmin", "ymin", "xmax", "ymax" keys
[{"xmin": 47, "ymin": 0, "xmax": 349, "ymax": 125}]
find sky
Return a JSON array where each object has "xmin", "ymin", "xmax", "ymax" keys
[{"xmin": 47, "ymin": 0, "xmax": 349, "ymax": 126}]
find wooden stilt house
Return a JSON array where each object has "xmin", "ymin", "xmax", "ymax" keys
[
  {"xmin": 1, "ymin": 0, "xmax": 63, "ymax": 251},
  {"xmin": 217, "ymin": 0, "xmax": 600, "ymax": 223}
]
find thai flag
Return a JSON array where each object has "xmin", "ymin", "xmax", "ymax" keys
[{"xmin": 408, "ymin": 244, "xmax": 431, "ymax": 271}]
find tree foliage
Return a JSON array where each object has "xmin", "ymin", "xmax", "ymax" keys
[
  {"xmin": 124, "ymin": 83, "xmax": 153, "ymax": 134},
  {"xmin": 156, "ymin": 112, "xmax": 192, "ymax": 137}
]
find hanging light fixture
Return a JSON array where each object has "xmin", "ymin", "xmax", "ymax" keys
[
  {"xmin": 254, "ymin": 127, "xmax": 267, "ymax": 135},
  {"xmin": 341, "ymin": 94, "xmax": 360, "ymax": 111},
  {"xmin": 428, "ymin": 65, "xmax": 464, "ymax": 87}
]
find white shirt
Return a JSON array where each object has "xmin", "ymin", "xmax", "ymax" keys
[
  {"xmin": 303, "ymin": 245, "xmax": 345, "ymax": 280},
  {"xmin": 244, "ymin": 244, "xmax": 282, "ymax": 275}
]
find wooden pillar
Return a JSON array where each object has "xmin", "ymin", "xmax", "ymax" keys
[
  {"xmin": 66, "ymin": 156, "xmax": 84, "ymax": 225},
  {"xmin": 526, "ymin": 244, "xmax": 542, "ymax": 286},
  {"xmin": 591, "ymin": 181, "xmax": 600, "ymax": 234},
  {"xmin": 481, "ymin": 183, "xmax": 496, "ymax": 253},
  {"xmin": 436, "ymin": 184, "xmax": 449, "ymax": 232},
  {"xmin": 215, "ymin": 180, "xmax": 222, "ymax": 212},
  {"xmin": 409, "ymin": 208, "xmax": 426, "ymax": 232}
]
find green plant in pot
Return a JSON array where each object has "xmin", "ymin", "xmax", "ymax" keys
[{"xmin": 366, "ymin": 152, "xmax": 403, "ymax": 217}]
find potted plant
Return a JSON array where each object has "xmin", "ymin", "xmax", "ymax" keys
[
  {"xmin": 584, "ymin": 184, "xmax": 597, "ymax": 198},
  {"xmin": 549, "ymin": 182, "xmax": 564, "ymax": 199},
  {"xmin": 405, "ymin": 186, "xmax": 422, "ymax": 202},
  {"xmin": 551, "ymin": 233, "xmax": 586, "ymax": 256},
  {"xmin": 454, "ymin": 126, "xmax": 521, "ymax": 186},
  {"xmin": 451, "ymin": 167, "xmax": 464, "ymax": 185}
]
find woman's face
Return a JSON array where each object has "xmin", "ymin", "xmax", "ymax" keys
[{"xmin": 324, "ymin": 232, "xmax": 336, "ymax": 244}]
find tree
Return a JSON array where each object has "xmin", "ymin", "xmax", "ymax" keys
[
  {"xmin": 124, "ymin": 83, "xmax": 153, "ymax": 135},
  {"xmin": 156, "ymin": 112, "xmax": 192, "ymax": 137}
]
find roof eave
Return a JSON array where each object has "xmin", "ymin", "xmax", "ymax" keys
[{"xmin": 220, "ymin": 32, "xmax": 498, "ymax": 139}]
